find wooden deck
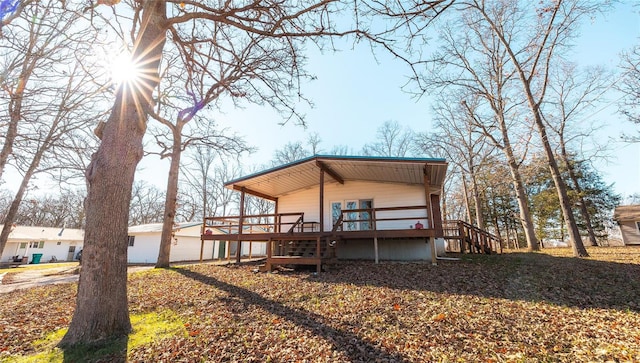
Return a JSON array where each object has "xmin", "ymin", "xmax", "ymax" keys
[
  {"xmin": 201, "ymin": 207, "xmax": 502, "ymax": 272},
  {"xmin": 201, "ymin": 206, "xmax": 441, "ymax": 272}
]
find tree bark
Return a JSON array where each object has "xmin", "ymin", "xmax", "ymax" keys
[
  {"xmin": 156, "ymin": 130, "xmax": 182, "ymax": 268},
  {"xmin": 60, "ymin": 0, "xmax": 167, "ymax": 346}
]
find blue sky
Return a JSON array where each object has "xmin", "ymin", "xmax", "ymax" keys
[{"xmin": 158, "ymin": 1, "xmax": 638, "ymax": 199}]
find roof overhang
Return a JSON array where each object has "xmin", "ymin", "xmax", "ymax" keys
[
  {"xmin": 614, "ymin": 205, "xmax": 640, "ymax": 221},
  {"xmin": 225, "ymin": 155, "xmax": 448, "ymax": 200}
]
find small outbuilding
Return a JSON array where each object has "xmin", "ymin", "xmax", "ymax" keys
[
  {"xmin": 613, "ymin": 205, "xmax": 640, "ymax": 245},
  {"xmin": 127, "ymin": 222, "xmax": 267, "ymax": 264},
  {"xmin": 1, "ymin": 225, "xmax": 83, "ymax": 264}
]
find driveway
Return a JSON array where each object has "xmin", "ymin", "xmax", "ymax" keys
[
  {"xmin": 0, "ymin": 264, "xmax": 153, "ymax": 294},
  {"xmin": 0, "ymin": 258, "xmax": 264, "ymax": 294}
]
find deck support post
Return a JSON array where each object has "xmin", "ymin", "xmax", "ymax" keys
[
  {"xmin": 236, "ymin": 188, "xmax": 246, "ymax": 264},
  {"xmin": 316, "ymin": 236, "xmax": 321, "ymax": 273},
  {"xmin": 429, "ymin": 236, "xmax": 436, "ymax": 266},
  {"xmin": 374, "ymin": 237, "xmax": 379, "ymax": 264},
  {"xmin": 373, "ymin": 209, "xmax": 379, "ymax": 264},
  {"xmin": 266, "ymin": 238, "xmax": 273, "ymax": 272},
  {"xmin": 319, "ymin": 169, "xmax": 324, "ymax": 233},
  {"xmin": 424, "ymin": 171, "xmax": 437, "ymax": 265}
]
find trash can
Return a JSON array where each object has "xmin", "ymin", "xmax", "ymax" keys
[{"xmin": 31, "ymin": 253, "xmax": 43, "ymax": 264}]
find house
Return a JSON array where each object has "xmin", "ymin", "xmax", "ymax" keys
[
  {"xmin": 613, "ymin": 205, "xmax": 640, "ymax": 245},
  {"xmin": 127, "ymin": 222, "xmax": 267, "ymax": 264},
  {"xmin": 1, "ymin": 225, "xmax": 83, "ymax": 264},
  {"xmin": 202, "ymin": 155, "xmax": 451, "ymax": 272}
]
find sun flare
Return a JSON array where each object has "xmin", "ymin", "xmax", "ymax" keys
[{"xmin": 111, "ymin": 52, "xmax": 141, "ymax": 85}]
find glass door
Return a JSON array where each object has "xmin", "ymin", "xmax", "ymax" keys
[{"xmin": 359, "ymin": 199, "xmax": 373, "ymax": 230}]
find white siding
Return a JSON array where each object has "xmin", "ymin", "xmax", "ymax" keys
[
  {"xmin": 1, "ymin": 240, "xmax": 82, "ymax": 263},
  {"xmin": 620, "ymin": 221, "xmax": 640, "ymax": 245},
  {"xmin": 127, "ymin": 234, "xmax": 160, "ymax": 264},
  {"xmin": 278, "ymin": 180, "xmax": 429, "ymax": 231},
  {"xmin": 127, "ymin": 225, "xmax": 218, "ymax": 264}
]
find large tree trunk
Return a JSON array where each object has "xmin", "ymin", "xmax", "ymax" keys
[
  {"xmin": 530, "ymin": 108, "xmax": 588, "ymax": 256},
  {"xmin": 504, "ymin": 150, "xmax": 540, "ymax": 251},
  {"xmin": 469, "ymin": 171, "xmax": 484, "ymax": 229},
  {"xmin": 156, "ymin": 131, "xmax": 182, "ymax": 268},
  {"xmin": 560, "ymin": 146, "xmax": 599, "ymax": 247},
  {"xmin": 60, "ymin": 1, "xmax": 167, "ymax": 346}
]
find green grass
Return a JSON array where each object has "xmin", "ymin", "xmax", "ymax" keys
[{"xmin": 3, "ymin": 310, "xmax": 186, "ymax": 363}]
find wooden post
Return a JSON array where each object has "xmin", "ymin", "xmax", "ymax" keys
[
  {"xmin": 316, "ymin": 236, "xmax": 321, "ymax": 273},
  {"xmin": 373, "ymin": 209, "xmax": 379, "ymax": 264},
  {"xmin": 236, "ymin": 189, "xmax": 245, "ymax": 264},
  {"xmin": 424, "ymin": 172, "xmax": 436, "ymax": 266},
  {"xmin": 266, "ymin": 238, "xmax": 272, "ymax": 272},
  {"xmin": 199, "ymin": 238, "xmax": 205, "ymax": 263},
  {"xmin": 458, "ymin": 221, "xmax": 465, "ymax": 253},
  {"xmin": 319, "ymin": 169, "xmax": 324, "ymax": 232},
  {"xmin": 200, "ymin": 217, "xmax": 205, "ymax": 263}
]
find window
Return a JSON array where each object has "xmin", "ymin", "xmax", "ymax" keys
[
  {"xmin": 57, "ymin": 241, "xmax": 62, "ymax": 245},
  {"xmin": 29, "ymin": 241, "xmax": 44, "ymax": 249},
  {"xmin": 331, "ymin": 199, "xmax": 374, "ymax": 231},
  {"xmin": 128, "ymin": 236, "xmax": 135, "ymax": 247},
  {"xmin": 636, "ymin": 221, "xmax": 640, "ymax": 233},
  {"xmin": 19, "ymin": 242, "xmax": 27, "ymax": 249}
]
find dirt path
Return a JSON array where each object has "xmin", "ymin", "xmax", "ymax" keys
[
  {"xmin": 0, "ymin": 258, "xmax": 265, "ymax": 294},
  {"xmin": 0, "ymin": 265, "xmax": 153, "ymax": 294}
]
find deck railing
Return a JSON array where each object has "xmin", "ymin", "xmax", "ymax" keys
[
  {"xmin": 442, "ymin": 220, "xmax": 502, "ymax": 254},
  {"xmin": 203, "ymin": 212, "xmax": 305, "ymax": 235},
  {"xmin": 204, "ymin": 205, "xmax": 432, "ymax": 235},
  {"xmin": 334, "ymin": 205, "xmax": 430, "ymax": 232}
]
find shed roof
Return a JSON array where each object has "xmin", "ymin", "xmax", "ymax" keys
[
  {"xmin": 225, "ymin": 155, "xmax": 448, "ymax": 200},
  {"xmin": 614, "ymin": 205, "xmax": 640, "ymax": 222},
  {"xmin": 128, "ymin": 222, "xmax": 201, "ymax": 234},
  {"xmin": 8, "ymin": 225, "xmax": 84, "ymax": 242}
]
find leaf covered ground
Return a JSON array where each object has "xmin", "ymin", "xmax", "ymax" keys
[{"xmin": 1, "ymin": 247, "xmax": 640, "ymax": 362}]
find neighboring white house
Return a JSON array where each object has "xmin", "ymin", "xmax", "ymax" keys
[
  {"xmin": 613, "ymin": 205, "xmax": 640, "ymax": 245},
  {"xmin": 127, "ymin": 222, "xmax": 266, "ymax": 264},
  {"xmin": 1, "ymin": 225, "xmax": 84, "ymax": 264}
]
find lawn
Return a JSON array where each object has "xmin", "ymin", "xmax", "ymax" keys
[{"xmin": 1, "ymin": 247, "xmax": 639, "ymax": 362}]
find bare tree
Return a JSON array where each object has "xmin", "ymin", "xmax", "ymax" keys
[
  {"xmin": 272, "ymin": 141, "xmax": 311, "ymax": 165},
  {"xmin": 418, "ymin": 10, "xmax": 541, "ymax": 250},
  {"xmin": 11, "ymin": 190, "xmax": 86, "ymax": 228},
  {"xmin": 56, "ymin": 0, "xmax": 452, "ymax": 346},
  {"xmin": 543, "ymin": 63, "xmax": 614, "ymax": 246},
  {"xmin": 464, "ymin": 0, "xmax": 608, "ymax": 257},
  {"xmin": 419, "ymin": 95, "xmax": 495, "ymax": 230},
  {"xmin": 128, "ymin": 181, "xmax": 165, "ymax": 225},
  {"xmin": 362, "ymin": 120, "xmax": 416, "ymax": 157},
  {"xmin": 0, "ymin": 1, "xmax": 106, "ymax": 258},
  {"xmin": 617, "ymin": 44, "xmax": 640, "ymax": 142}
]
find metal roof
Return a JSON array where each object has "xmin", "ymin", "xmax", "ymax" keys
[
  {"xmin": 225, "ymin": 155, "xmax": 448, "ymax": 200},
  {"xmin": 128, "ymin": 222, "xmax": 202, "ymax": 235},
  {"xmin": 8, "ymin": 225, "xmax": 84, "ymax": 242},
  {"xmin": 614, "ymin": 205, "xmax": 640, "ymax": 221}
]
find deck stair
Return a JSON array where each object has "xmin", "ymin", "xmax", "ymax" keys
[
  {"xmin": 443, "ymin": 220, "xmax": 502, "ymax": 254},
  {"xmin": 284, "ymin": 239, "xmax": 330, "ymax": 258}
]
